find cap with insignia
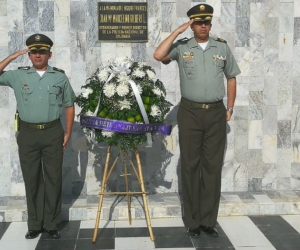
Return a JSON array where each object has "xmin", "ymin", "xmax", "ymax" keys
[
  {"xmin": 26, "ymin": 33, "xmax": 53, "ymax": 51},
  {"xmin": 187, "ymin": 4, "xmax": 214, "ymax": 21}
]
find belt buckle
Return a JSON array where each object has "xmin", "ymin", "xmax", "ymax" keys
[
  {"xmin": 37, "ymin": 124, "xmax": 45, "ymax": 129},
  {"xmin": 201, "ymin": 104, "xmax": 210, "ymax": 109}
]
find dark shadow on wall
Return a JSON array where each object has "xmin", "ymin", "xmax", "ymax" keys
[{"xmin": 60, "ymin": 111, "xmax": 89, "ymax": 220}]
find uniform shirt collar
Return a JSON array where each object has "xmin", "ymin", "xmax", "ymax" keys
[
  {"xmin": 188, "ymin": 36, "xmax": 217, "ymax": 49},
  {"xmin": 27, "ymin": 65, "xmax": 53, "ymax": 73}
]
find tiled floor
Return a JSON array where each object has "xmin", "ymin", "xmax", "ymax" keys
[{"xmin": 1, "ymin": 215, "xmax": 300, "ymax": 249}]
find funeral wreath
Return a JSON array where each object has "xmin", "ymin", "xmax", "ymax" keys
[{"xmin": 75, "ymin": 57, "xmax": 172, "ymax": 151}]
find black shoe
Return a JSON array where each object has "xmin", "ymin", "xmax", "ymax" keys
[
  {"xmin": 199, "ymin": 225, "xmax": 219, "ymax": 237},
  {"xmin": 25, "ymin": 229, "xmax": 43, "ymax": 239},
  {"xmin": 187, "ymin": 227, "xmax": 201, "ymax": 237},
  {"xmin": 47, "ymin": 230, "xmax": 61, "ymax": 239}
]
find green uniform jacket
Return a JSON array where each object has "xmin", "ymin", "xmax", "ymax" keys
[
  {"xmin": 169, "ymin": 36, "xmax": 241, "ymax": 103},
  {"xmin": 0, "ymin": 66, "xmax": 76, "ymax": 123}
]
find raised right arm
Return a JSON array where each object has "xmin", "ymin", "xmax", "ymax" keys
[
  {"xmin": 153, "ymin": 20, "xmax": 194, "ymax": 63},
  {"xmin": 0, "ymin": 49, "xmax": 28, "ymax": 74}
]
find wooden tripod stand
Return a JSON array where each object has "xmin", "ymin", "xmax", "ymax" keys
[{"xmin": 92, "ymin": 146, "xmax": 154, "ymax": 242}]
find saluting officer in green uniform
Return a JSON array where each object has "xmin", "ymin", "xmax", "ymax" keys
[
  {"xmin": 154, "ymin": 4, "xmax": 241, "ymax": 237},
  {"xmin": 0, "ymin": 34, "xmax": 76, "ymax": 239}
]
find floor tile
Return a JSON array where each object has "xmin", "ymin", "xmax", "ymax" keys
[
  {"xmin": 0, "ymin": 215, "xmax": 300, "ymax": 249},
  {"xmin": 35, "ymin": 239, "xmax": 77, "ymax": 250},
  {"xmin": 76, "ymin": 238, "xmax": 115, "ymax": 250},
  {"xmin": 151, "ymin": 217, "xmax": 185, "ymax": 227},
  {"xmin": 217, "ymin": 216, "xmax": 275, "ymax": 249},
  {"xmin": 115, "ymin": 218, "xmax": 147, "ymax": 228},
  {"xmin": 0, "ymin": 222, "xmax": 10, "ymax": 240},
  {"xmin": 154, "ymin": 235, "xmax": 194, "ymax": 248},
  {"xmin": 250, "ymin": 215, "xmax": 300, "ymax": 250},
  {"xmin": 79, "ymin": 228, "xmax": 115, "ymax": 239},
  {"xmin": 116, "ymin": 227, "xmax": 150, "ymax": 237},
  {"xmin": 80, "ymin": 219, "xmax": 115, "ymax": 229},
  {"xmin": 0, "ymin": 240, "xmax": 40, "ymax": 250},
  {"xmin": 153, "ymin": 226, "xmax": 187, "ymax": 237},
  {"xmin": 281, "ymin": 215, "xmax": 300, "ymax": 233},
  {"xmin": 192, "ymin": 234, "xmax": 234, "ymax": 248},
  {"xmin": 115, "ymin": 237, "xmax": 154, "ymax": 249}
]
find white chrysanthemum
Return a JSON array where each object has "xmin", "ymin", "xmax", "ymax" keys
[
  {"xmin": 152, "ymin": 87, "xmax": 165, "ymax": 97},
  {"xmin": 119, "ymin": 99, "xmax": 131, "ymax": 110},
  {"xmin": 82, "ymin": 88, "xmax": 93, "ymax": 98},
  {"xmin": 150, "ymin": 104, "xmax": 161, "ymax": 117},
  {"xmin": 102, "ymin": 131, "xmax": 114, "ymax": 137},
  {"xmin": 146, "ymin": 70, "xmax": 156, "ymax": 81},
  {"xmin": 103, "ymin": 83, "xmax": 116, "ymax": 98},
  {"xmin": 114, "ymin": 57, "xmax": 128, "ymax": 65},
  {"xmin": 116, "ymin": 84, "xmax": 129, "ymax": 97},
  {"xmin": 133, "ymin": 68, "xmax": 145, "ymax": 78},
  {"xmin": 98, "ymin": 70, "xmax": 109, "ymax": 82},
  {"xmin": 117, "ymin": 73, "xmax": 129, "ymax": 84},
  {"xmin": 138, "ymin": 62, "xmax": 146, "ymax": 67},
  {"xmin": 86, "ymin": 110, "xmax": 94, "ymax": 116}
]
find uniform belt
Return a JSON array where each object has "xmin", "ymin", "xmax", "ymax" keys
[
  {"xmin": 20, "ymin": 119, "xmax": 60, "ymax": 130},
  {"xmin": 181, "ymin": 98, "xmax": 223, "ymax": 109}
]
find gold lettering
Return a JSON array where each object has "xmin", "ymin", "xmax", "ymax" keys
[
  {"xmin": 124, "ymin": 6, "xmax": 134, "ymax": 11},
  {"xmin": 134, "ymin": 6, "xmax": 147, "ymax": 11}
]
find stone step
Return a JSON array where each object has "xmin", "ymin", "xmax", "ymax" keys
[{"xmin": 1, "ymin": 191, "xmax": 300, "ymax": 222}]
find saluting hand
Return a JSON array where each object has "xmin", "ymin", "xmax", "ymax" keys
[
  {"xmin": 9, "ymin": 49, "xmax": 29, "ymax": 60},
  {"xmin": 176, "ymin": 19, "xmax": 194, "ymax": 34},
  {"xmin": 0, "ymin": 49, "xmax": 29, "ymax": 74}
]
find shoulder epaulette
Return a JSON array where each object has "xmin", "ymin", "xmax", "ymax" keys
[
  {"xmin": 18, "ymin": 66, "xmax": 30, "ymax": 70},
  {"xmin": 177, "ymin": 37, "xmax": 189, "ymax": 43},
  {"xmin": 53, "ymin": 67, "xmax": 65, "ymax": 74},
  {"xmin": 216, "ymin": 37, "xmax": 227, "ymax": 44}
]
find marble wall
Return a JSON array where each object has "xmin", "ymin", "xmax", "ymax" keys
[{"xmin": 0, "ymin": 0, "xmax": 300, "ymax": 204}]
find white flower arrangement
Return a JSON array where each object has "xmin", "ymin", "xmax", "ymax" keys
[{"xmin": 76, "ymin": 57, "xmax": 172, "ymax": 150}]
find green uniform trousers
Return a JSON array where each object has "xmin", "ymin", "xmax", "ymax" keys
[
  {"xmin": 17, "ymin": 122, "xmax": 64, "ymax": 231},
  {"xmin": 177, "ymin": 98, "xmax": 227, "ymax": 229}
]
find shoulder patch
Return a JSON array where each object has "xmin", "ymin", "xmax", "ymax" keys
[
  {"xmin": 18, "ymin": 66, "xmax": 30, "ymax": 70},
  {"xmin": 53, "ymin": 67, "xmax": 65, "ymax": 74},
  {"xmin": 177, "ymin": 37, "xmax": 189, "ymax": 43},
  {"xmin": 216, "ymin": 37, "xmax": 227, "ymax": 44}
]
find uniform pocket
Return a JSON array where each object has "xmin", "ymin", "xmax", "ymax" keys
[
  {"xmin": 183, "ymin": 63, "xmax": 198, "ymax": 80},
  {"xmin": 49, "ymin": 86, "xmax": 63, "ymax": 106},
  {"xmin": 213, "ymin": 59, "xmax": 225, "ymax": 78},
  {"xmin": 21, "ymin": 88, "xmax": 33, "ymax": 106}
]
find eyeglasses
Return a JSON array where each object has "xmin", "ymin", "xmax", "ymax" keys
[{"xmin": 30, "ymin": 50, "xmax": 49, "ymax": 55}]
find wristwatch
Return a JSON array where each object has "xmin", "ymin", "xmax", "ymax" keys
[{"xmin": 226, "ymin": 107, "xmax": 233, "ymax": 114}]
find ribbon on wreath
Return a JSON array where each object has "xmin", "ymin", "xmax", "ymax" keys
[{"xmin": 80, "ymin": 116, "xmax": 172, "ymax": 135}]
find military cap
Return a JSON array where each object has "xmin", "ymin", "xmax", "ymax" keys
[
  {"xmin": 26, "ymin": 33, "xmax": 53, "ymax": 51},
  {"xmin": 187, "ymin": 4, "xmax": 214, "ymax": 21}
]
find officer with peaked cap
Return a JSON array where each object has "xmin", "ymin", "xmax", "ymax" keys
[
  {"xmin": 154, "ymin": 4, "xmax": 241, "ymax": 237},
  {"xmin": 0, "ymin": 33, "xmax": 76, "ymax": 239},
  {"xmin": 26, "ymin": 33, "xmax": 53, "ymax": 51},
  {"xmin": 187, "ymin": 3, "xmax": 214, "ymax": 22}
]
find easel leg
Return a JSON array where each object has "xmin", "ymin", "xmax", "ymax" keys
[
  {"xmin": 92, "ymin": 146, "xmax": 111, "ymax": 242},
  {"xmin": 135, "ymin": 149, "xmax": 155, "ymax": 241},
  {"xmin": 122, "ymin": 150, "xmax": 132, "ymax": 225}
]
